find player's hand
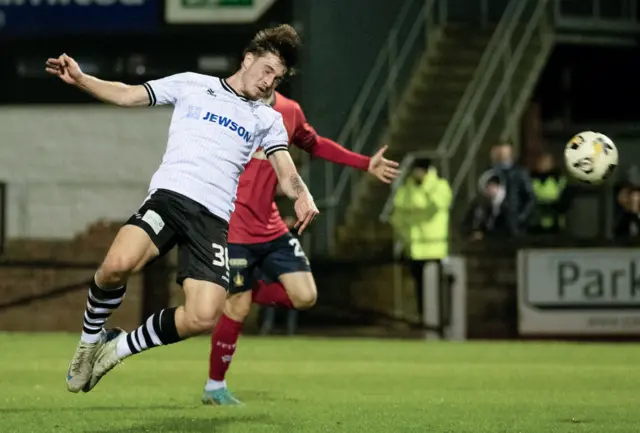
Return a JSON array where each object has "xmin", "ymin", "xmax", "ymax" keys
[
  {"xmin": 45, "ymin": 54, "xmax": 84, "ymax": 86},
  {"xmin": 293, "ymin": 192, "xmax": 319, "ymax": 235},
  {"xmin": 368, "ymin": 145, "xmax": 400, "ymax": 184}
]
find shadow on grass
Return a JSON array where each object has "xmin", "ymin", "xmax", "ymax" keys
[
  {"xmin": 89, "ymin": 414, "xmax": 273, "ymax": 433},
  {"xmin": 0, "ymin": 405, "xmax": 185, "ymax": 414},
  {"xmin": 235, "ymin": 390, "xmax": 301, "ymax": 403}
]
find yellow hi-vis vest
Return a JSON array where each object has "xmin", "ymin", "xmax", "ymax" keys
[
  {"xmin": 391, "ymin": 169, "xmax": 452, "ymax": 260},
  {"xmin": 532, "ymin": 175, "xmax": 567, "ymax": 228}
]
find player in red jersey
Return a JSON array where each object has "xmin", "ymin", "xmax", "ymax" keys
[{"xmin": 201, "ymin": 90, "xmax": 399, "ymax": 405}]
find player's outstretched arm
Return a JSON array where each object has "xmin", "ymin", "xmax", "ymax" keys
[
  {"xmin": 306, "ymin": 136, "xmax": 400, "ymax": 184},
  {"xmin": 267, "ymin": 150, "xmax": 319, "ymax": 235},
  {"xmin": 45, "ymin": 54, "xmax": 149, "ymax": 107},
  {"xmin": 288, "ymin": 101, "xmax": 399, "ymax": 182},
  {"xmin": 293, "ymin": 120, "xmax": 400, "ymax": 183}
]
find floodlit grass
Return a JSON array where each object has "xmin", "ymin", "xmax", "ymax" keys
[{"xmin": 0, "ymin": 333, "xmax": 638, "ymax": 432}]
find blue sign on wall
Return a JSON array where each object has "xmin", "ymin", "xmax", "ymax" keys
[{"xmin": 0, "ymin": 0, "xmax": 157, "ymax": 35}]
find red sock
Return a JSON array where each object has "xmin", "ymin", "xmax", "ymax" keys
[
  {"xmin": 208, "ymin": 314, "xmax": 243, "ymax": 381},
  {"xmin": 252, "ymin": 281, "xmax": 294, "ymax": 308}
]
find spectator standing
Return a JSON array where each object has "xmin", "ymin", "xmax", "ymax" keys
[
  {"xmin": 463, "ymin": 174, "xmax": 510, "ymax": 240},
  {"xmin": 489, "ymin": 141, "xmax": 536, "ymax": 235},
  {"xmin": 390, "ymin": 158, "xmax": 451, "ymax": 318},
  {"xmin": 530, "ymin": 153, "xmax": 568, "ymax": 233},
  {"xmin": 614, "ymin": 186, "xmax": 640, "ymax": 239}
]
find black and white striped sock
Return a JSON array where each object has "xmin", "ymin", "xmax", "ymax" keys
[
  {"xmin": 116, "ymin": 307, "xmax": 182, "ymax": 359},
  {"xmin": 80, "ymin": 280, "xmax": 126, "ymax": 344}
]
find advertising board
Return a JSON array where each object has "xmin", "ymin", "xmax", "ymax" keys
[{"xmin": 518, "ymin": 249, "xmax": 640, "ymax": 335}]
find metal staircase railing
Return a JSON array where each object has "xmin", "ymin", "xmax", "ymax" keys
[
  {"xmin": 434, "ymin": 0, "xmax": 520, "ymax": 183},
  {"xmin": 554, "ymin": 0, "xmax": 640, "ymax": 45},
  {"xmin": 315, "ymin": 0, "xmax": 445, "ymax": 253},
  {"xmin": 380, "ymin": 0, "xmax": 554, "ymax": 222},
  {"xmin": 450, "ymin": 0, "xmax": 552, "ymax": 200},
  {"xmin": 555, "ymin": 0, "xmax": 639, "ymax": 33}
]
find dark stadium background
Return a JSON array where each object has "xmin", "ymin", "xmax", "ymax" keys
[
  {"xmin": 2, "ymin": 2, "xmax": 640, "ymax": 432},
  {"xmin": 0, "ymin": 0, "xmax": 639, "ymax": 342}
]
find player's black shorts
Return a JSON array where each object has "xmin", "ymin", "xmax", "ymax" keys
[
  {"xmin": 228, "ymin": 232, "xmax": 311, "ymax": 294},
  {"xmin": 125, "ymin": 188, "xmax": 230, "ymax": 290}
]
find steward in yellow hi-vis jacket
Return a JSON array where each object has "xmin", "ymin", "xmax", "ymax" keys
[
  {"xmin": 530, "ymin": 153, "xmax": 568, "ymax": 233},
  {"xmin": 390, "ymin": 158, "xmax": 451, "ymax": 317}
]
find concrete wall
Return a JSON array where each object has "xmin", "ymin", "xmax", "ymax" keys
[{"xmin": 0, "ymin": 106, "xmax": 172, "ymax": 238}]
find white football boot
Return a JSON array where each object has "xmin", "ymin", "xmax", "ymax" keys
[
  {"xmin": 66, "ymin": 330, "xmax": 107, "ymax": 393},
  {"xmin": 83, "ymin": 328, "xmax": 127, "ymax": 393}
]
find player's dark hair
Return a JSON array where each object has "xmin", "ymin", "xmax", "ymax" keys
[{"xmin": 244, "ymin": 24, "xmax": 301, "ymax": 76}]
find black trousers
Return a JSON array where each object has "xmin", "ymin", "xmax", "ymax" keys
[{"xmin": 408, "ymin": 259, "xmax": 441, "ymax": 317}]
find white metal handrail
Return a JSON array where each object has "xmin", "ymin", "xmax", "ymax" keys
[
  {"xmin": 334, "ymin": 0, "xmax": 421, "ymax": 149},
  {"xmin": 379, "ymin": 0, "xmax": 525, "ymax": 222},
  {"xmin": 434, "ymin": 0, "xmax": 520, "ymax": 163},
  {"xmin": 555, "ymin": 0, "xmax": 640, "ymax": 32},
  {"xmin": 381, "ymin": 0, "xmax": 640, "ymax": 225},
  {"xmin": 445, "ymin": 0, "xmax": 537, "ymax": 193},
  {"xmin": 437, "ymin": 0, "xmax": 532, "ymax": 168},
  {"xmin": 315, "ymin": 0, "xmax": 443, "ymax": 253},
  {"xmin": 319, "ymin": 0, "xmax": 425, "ymax": 209},
  {"xmin": 316, "ymin": 0, "xmax": 441, "ymax": 211},
  {"xmin": 451, "ymin": 0, "xmax": 550, "ymax": 197},
  {"xmin": 380, "ymin": 0, "xmax": 554, "ymax": 223},
  {"xmin": 331, "ymin": 0, "xmax": 439, "ymax": 206}
]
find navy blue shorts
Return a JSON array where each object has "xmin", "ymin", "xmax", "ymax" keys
[{"xmin": 228, "ymin": 232, "xmax": 311, "ymax": 294}]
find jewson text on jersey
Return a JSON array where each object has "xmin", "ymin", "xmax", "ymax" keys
[{"xmin": 202, "ymin": 112, "xmax": 252, "ymax": 143}]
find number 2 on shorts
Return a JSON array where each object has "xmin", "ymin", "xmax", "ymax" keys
[{"xmin": 288, "ymin": 238, "xmax": 306, "ymax": 258}]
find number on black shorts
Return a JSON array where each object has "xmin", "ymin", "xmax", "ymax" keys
[
  {"xmin": 288, "ymin": 238, "xmax": 306, "ymax": 258},
  {"xmin": 212, "ymin": 243, "xmax": 229, "ymax": 270}
]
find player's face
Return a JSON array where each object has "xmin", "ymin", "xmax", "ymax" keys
[{"xmin": 242, "ymin": 52, "xmax": 287, "ymax": 100}]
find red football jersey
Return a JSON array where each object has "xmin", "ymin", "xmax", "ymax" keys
[{"xmin": 228, "ymin": 92, "xmax": 370, "ymax": 244}]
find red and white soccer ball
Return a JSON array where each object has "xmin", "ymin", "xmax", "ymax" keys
[{"xmin": 564, "ymin": 131, "xmax": 618, "ymax": 184}]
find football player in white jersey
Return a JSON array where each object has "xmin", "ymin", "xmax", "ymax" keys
[{"xmin": 45, "ymin": 24, "xmax": 318, "ymax": 393}]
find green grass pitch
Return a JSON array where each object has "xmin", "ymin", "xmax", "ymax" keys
[{"xmin": 0, "ymin": 333, "xmax": 638, "ymax": 432}]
